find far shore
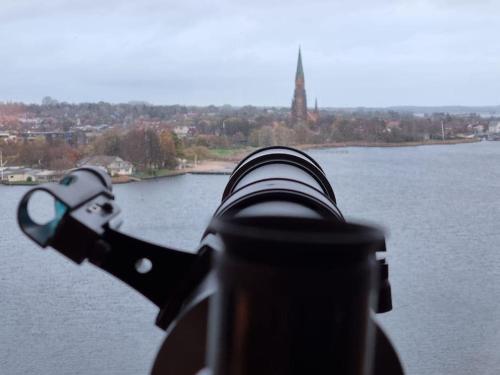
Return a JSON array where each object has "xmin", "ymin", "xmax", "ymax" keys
[
  {"xmin": 296, "ymin": 137, "xmax": 480, "ymax": 151},
  {"xmin": 1, "ymin": 137, "xmax": 484, "ymax": 186},
  {"xmin": 117, "ymin": 137, "xmax": 481, "ymax": 183},
  {"xmin": 110, "ymin": 160, "xmax": 237, "ymax": 184}
]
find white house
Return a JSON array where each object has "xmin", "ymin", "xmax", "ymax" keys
[
  {"xmin": 34, "ymin": 169, "xmax": 65, "ymax": 183},
  {"xmin": 77, "ymin": 155, "xmax": 134, "ymax": 176},
  {"xmin": 0, "ymin": 132, "xmax": 17, "ymax": 143},
  {"xmin": 173, "ymin": 126, "xmax": 190, "ymax": 138},
  {"xmin": 488, "ymin": 121, "xmax": 500, "ymax": 134},
  {"xmin": 4, "ymin": 168, "xmax": 38, "ymax": 183}
]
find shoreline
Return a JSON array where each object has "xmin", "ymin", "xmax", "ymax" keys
[
  {"xmin": 296, "ymin": 138, "xmax": 480, "ymax": 151},
  {"xmin": 111, "ymin": 160, "xmax": 236, "ymax": 184},
  {"xmin": 1, "ymin": 138, "xmax": 483, "ymax": 186},
  {"xmin": 116, "ymin": 138, "xmax": 481, "ymax": 183}
]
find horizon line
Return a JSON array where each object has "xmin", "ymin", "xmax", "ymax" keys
[{"xmin": 1, "ymin": 100, "xmax": 500, "ymax": 109}]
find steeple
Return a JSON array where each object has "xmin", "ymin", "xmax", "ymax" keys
[
  {"xmin": 291, "ymin": 47, "xmax": 307, "ymax": 125},
  {"xmin": 295, "ymin": 47, "xmax": 304, "ymax": 81}
]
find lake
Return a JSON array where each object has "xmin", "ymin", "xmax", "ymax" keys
[{"xmin": 1, "ymin": 141, "xmax": 500, "ymax": 374}]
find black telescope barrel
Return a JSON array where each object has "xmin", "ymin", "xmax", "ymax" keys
[
  {"xmin": 215, "ymin": 178, "xmax": 344, "ymax": 221},
  {"xmin": 217, "ymin": 146, "xmax": 342, "ymax": 222},
  {"xmin": 205, "ymin": 146, "xmax": 393, "ymax": 375},
  {"xmin": 222, "ymin": 146, "xmax": 337, "ymax": 203}
]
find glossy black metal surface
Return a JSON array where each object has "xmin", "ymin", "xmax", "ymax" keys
[{"xmin": 206, "ymin": 217, "xmax": 382, "ymax": 375}]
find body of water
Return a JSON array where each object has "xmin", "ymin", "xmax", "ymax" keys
[{"xmin": 1, "ymin": 141, "xmax": 500, "ymax": 374}]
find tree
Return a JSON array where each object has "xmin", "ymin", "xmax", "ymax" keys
[
  {"xmin": 41, "ymin": 96, "xmax": 58, "ymax": 106},
  {"xmin": 16, "ymin": 139, "xmax": 80, "ymax": 170},
  {"xmin": 330, "ymin": 120, "xmax": 356, "ymax": 141},
  {"xmin": 274, "ymin": 124, "xmax": 295, "ymax": 146},
  {"xmin": 91, "ymin": 130, "xmax": 123, "ymax": 156},
  {"xmin": 144, "ymin": 128, "xmax": 163, "ymax": 169},
  {"xmin": 294, "ymin": 123, "xmax": 314, "ymax": 144},
  {"xmin": 122, "ymin": 129, "xmax": 147, "ymax": 169},
  {"xmin": 256, "ymin": 126, "xmax": 275, "ymax": 146},
  {"xmin": 223, "ymin": 117, "xmax": 251, "ymax": 137},
  {"xmin": 46, "ymin": 143, "xmax": 80, "ymax": 170},
  {"xmin": 121, "ymin": 128, "xmax": 164, "ymax": 170},
  {"xmin": 159, "ymin": 131, "xmax": 177, "ymax": 168}
]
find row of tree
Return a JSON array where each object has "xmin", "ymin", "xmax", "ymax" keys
[
  {"xmin": 0, "ymin": 111, "xmax": 482, "ymax": 171},
  {"xmin": 191, "ymin": 117, "xmax": 448, "ymax": 148},
  {"xmin": 10, "ymin": 140, "xmax": 80, "ymax": 170},
  {"xmin": 2, "ymin": 128, "xmax": 179, "ymax": 171},
  {"xmin": 90, "ymin": 128, "xmax": 177, "ymax": 170}
]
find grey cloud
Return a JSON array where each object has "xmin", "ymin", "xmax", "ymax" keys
[{"xmin": 0, "ymin": 0, "xmax": 499, "ymax": 106}]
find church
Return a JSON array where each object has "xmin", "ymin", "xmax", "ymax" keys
[{"xmin": 291, "ymin": 48, "xmax": 319, "ymax": 125}]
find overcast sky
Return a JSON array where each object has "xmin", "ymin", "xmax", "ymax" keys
[{"xmin": 1, "ymin": 0, "xmax": 499, "ymax": 107}]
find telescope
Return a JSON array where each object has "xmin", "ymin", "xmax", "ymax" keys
[{"xmin": 18, "ymin": 146, "xmax": 404, "ymax": 375}]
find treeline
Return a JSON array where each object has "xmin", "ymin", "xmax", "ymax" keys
[
  {"xmin": 1, "ymin": 108, "xmax": 484, "ymax": 171},
  {"xmin": 90, "ymin": 128, "xmax": 177, "ymax": 170},
  {"xmin": 0, "ymin": 101, "xmax": 281, "ymax": 129},
  {"xmin": 327, "ymin": 118, "xmax": 441, "ymax": 143},
  {"xmin": 2, "ymin": 140, "xmax": 80, "ymax": 170},
  {"xmin": 3, "ymin": 128, "xmax": 179, "ymax": 172},
  {"xmin": 186, "ymin": 115, "xmax": 469, "ymax": 148}
]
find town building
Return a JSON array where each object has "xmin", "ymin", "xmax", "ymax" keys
[
  {"xmin": 19, "ymin": 130, "xmax": 87, "ymax": 146},
  {"xmin": 488, "ymin": 121, "xmax": 500, "ymax": 134},
  {"xmin": 34, "ymin": 169, "xmax": 65, "ymax": 183},
  {"xmin": 3, "ymin": 168, "xmax": 38, "ymax": 183},
  {"xmin": 77, "ymin": 155, "xmax": 134, "ymax": 176},
  {"xmin": 488, "ymin": 121, "xmax": 500, "ymax": 140},
  {"xmin": 173, "ymin": 126, "xmax": 190, "ymax": 138},
  {"xmin": 0, "ymin": 131, "xmax": 17, "ymax": 142},
  {"xmin": 0, "ymin": 167, "xmax": 66, "ymax": 183}
]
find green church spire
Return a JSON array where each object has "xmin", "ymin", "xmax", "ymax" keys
[
  {"xmin": 296, "ymin": 47, "xmax": 304, "ymax": 81},
  {"xmin": 291, "ymin": 46, "xmax": 307, "ymax": 125}
]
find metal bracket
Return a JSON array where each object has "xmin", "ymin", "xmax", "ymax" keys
[{"xmin": 17, "ymin": 168, "xmax": 206, "ymax": 330}]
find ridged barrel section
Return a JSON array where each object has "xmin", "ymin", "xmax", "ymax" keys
[{"xmin": 218, "ymin": 146, "xmax": 342, "ymax": 221}]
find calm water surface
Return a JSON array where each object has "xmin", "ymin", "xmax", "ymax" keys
[{"xmin": 1, "ymin": 141, "xmax": 500, "ymax": 374}]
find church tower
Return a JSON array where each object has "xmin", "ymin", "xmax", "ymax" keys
[{"xmin": 291, "ymin": 47, "xmax": 308, "ymax": 125}]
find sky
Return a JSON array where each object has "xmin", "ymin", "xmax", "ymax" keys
[{"xmin": 1, "ymin": 0, "xmax": 499, "ymax": 107}]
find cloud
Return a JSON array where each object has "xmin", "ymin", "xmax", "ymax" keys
[{"xmin": 0, "ymin": 0, "xmax": 499, "ymax": 106}]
